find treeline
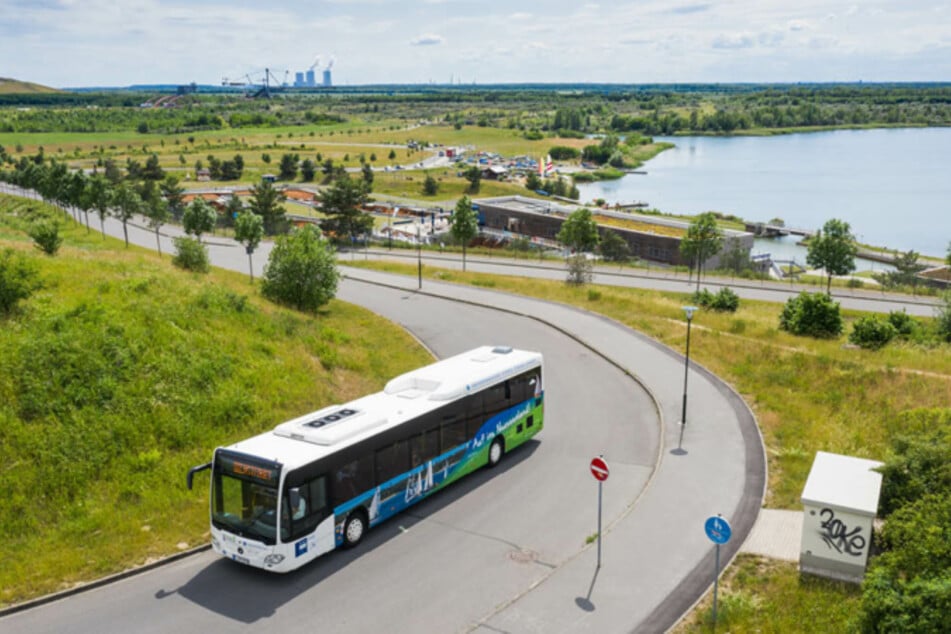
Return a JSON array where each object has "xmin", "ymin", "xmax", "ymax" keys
[{"xmin": 0, "ymin": 100, "xmax": 346, "ymax": 134}]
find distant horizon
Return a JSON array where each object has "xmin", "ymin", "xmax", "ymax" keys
[{"xmin": 3, "ymin": 1, "xmax": 949, "ymax": 88}]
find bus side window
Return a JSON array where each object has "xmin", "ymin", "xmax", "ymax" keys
[
  {"xmin": 376, "ymin": 440, "xmax": 409, "ymax": 484},
  {"xmin": 483, "ymin": 381, "xmax": 508, "ymax": 416},
  {"xmin": 410, "ymin": 428, "xmax": 440, "ymax": 467},
  {"xmin": 335, "ymin": 457, "xmax": 373, "ymax": 502}
]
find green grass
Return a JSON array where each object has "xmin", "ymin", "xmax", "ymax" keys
[
  {"xmin": 673, "ymin": 555, "xmax": 862, "ymax": 632},
  {"xmin": 0, "ymin": 195, "xmax": 431, "ymax": 606}
]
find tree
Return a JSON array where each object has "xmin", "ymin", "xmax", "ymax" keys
[
  {"xmin": 87, "ymin": 173, "xmax": 112, "ymax": 237},
  {"xmin": 300, "ymin": 159, "xmax": 316, "ymax": 182},
  {"xmin": 67, "ymin": 171, "xmax": 92, "ymax": 232},
  {"xmin": 319, "ymin": 174, "xmax": 372, "ymax": 246},
  {"xmin": 234, "ymin": 211, "xmax": 264, "ymax": 282},
  {"xmin": 361, "ymin": 162, "xmax": 374, "ymax": 190},
  {"xmin": 557, "ymin": 207, "xmax": 600, "ymax": 253},
  {"xmin": 680, "ymin": 212, "xmax": 724, "ymax": 292},
  {"xmin": 600, "ymin": 229, "xmax": 630, "ymax": 263},
  {"xmin": 464, "ymin": 166, "xmax": 482, "ymax": 194},
  {"xmin": 143, "ymin": 187, "xmax": 170, "ymax": 255},
  {"xmin": 422, "ymin": 174, "xmax": 439, "ymax": 196},
  {"xmin": 388, "ymin": 149, "xmax": 396, "ymax": 160},
  {"xmin": 29, "ymin": 221, "xmax": 63, "ymax": 255},
  {"xmin": 248, "ymin": 180, "xmax": 287, "ymax": 236},
  {"xmin": 160, "ymin": 175, "xmax": 185, "ymax": 221},
  {"xmin": 525, "ymin": 171, "xmax": 542, "ymax": 191},
  {"xmin": 279, "ymin": 153, "xmax": 299, "ymax": 180},
  {"xmin": 450, "ymin": 195, "xmax": 478, "ymax": 271},
  {"xmin": 182, "ymin": 198, "xmax": 217, "ymax": 243},
  {"xmin": 806, "ymin": 218, "xmax": 857, "ymax": 294},
  {"xmin": 112, "ymin": 181, "xmax": 144, "ymax": 247},
  {"xmin": 261, "ymin": 225, "xmax": 339, "ymax": 313},
  {"xmin": 566, "ymin": 254, "xmax": 594, "ymax": 285},
  {"xmin": 142, "ymin": 153, "xmax": 164, "ymax": 181},
  {"xmin": 882, "ymin": 249, "xmax": 928, "ymax": 293}
]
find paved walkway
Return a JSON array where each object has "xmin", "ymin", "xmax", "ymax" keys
[{"xmin": 740, "ymin": 509, "xmax": 803, "ymax": 562}]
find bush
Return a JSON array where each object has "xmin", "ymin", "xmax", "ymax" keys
[
  {"xmin": 936, "ymin": 291, "xmax": 951, "ymax": 343},
  {"xmin": 549, "ymin": 146, "xmax": 581, "ymax": 160},
  {"xmin": 779, "ymin": 291, "xmax": 843, "ymax": 338},
  {"xmin": 0, "ymin": 248, "xmax": 41, "ymax": 315},
  {"xmin": 171, "ymin": 236, "xmax": 210, "ymax": 273},
  {"xmin": 566, "ymin": 254, "xmax": 593, "ymax": 286},
  {"xmin": 29, "ymin": 221, "xmax": 63, "ymax": 255},
  {"xmin": 849, "ymin": 316, "xmax": 897, "ymax": 349},
  {"xmin": 261, "ymin": 225, "xmax": 339, "ymax": 313},
  {"xmin": 888, "ymin": 310, "xmax": 918, "ymax": 337},
  {"xmin": 692, "ymin": 287, "xmax": 740, "ymax": 312}
]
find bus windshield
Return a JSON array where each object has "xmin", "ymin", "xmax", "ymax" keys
[{"xmin": 212, "ymin": 470, "xmax": 280, "ymax": 545}]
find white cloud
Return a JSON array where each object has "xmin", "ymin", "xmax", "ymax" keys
[{"xmin": 410, "ymin": 34, "xmax": 444, "ymax": 46}]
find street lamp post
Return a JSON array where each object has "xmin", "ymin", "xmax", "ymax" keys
[
  {"xmin": 678, "ymin": 305, "xmax": 698, "ymax": 451},
  {"xmin": 417, "ymin": 221, "xmax": 422, "ymax": 290}
]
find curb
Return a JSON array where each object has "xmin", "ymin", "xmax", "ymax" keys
[{"xmin": 0, "ymin": 544, "xmax": 211, "ymax": 617}]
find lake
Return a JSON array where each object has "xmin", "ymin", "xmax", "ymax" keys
[{"xmin": 576, "ymin": 128, "xmax": 951, "ymax": 259}]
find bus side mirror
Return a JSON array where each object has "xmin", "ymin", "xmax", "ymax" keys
[{"xmin": 187, "ymin": 462, "xmax": 211, "ymax": 490}]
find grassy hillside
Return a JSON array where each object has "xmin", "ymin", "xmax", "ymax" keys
[
  {"xmin": 0, "ymin": 195, "xmax": 431, "ymax": 606},
  {"xmin": 0, "ymin": 77, "xmax": 60, "ymax": 94}
]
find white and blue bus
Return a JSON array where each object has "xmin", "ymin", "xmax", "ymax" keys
[{"xmin": 187, "ymin": 346, "xmax": 544, "ymax": 573}]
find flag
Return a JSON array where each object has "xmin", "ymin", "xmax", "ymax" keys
[
  {"xmin": 545, "ymin": 154, "xmax": 554, "ymax": 174},
  {"xmin": 538, "ymin": 156, "xmax": 544, "ymax": 176}
]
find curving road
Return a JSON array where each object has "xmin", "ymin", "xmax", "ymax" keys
[{"xmin": 1, "ymin": 196, "xmax": 764, "ymax": 633}]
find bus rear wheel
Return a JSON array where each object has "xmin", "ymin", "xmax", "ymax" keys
[
  {"xmin": 344, "ymin": 511, "xmax": 367, "ymax": 548},
  {"xmin": 488, "ymin": 437, "xmax": 504, "ymax": 468}
]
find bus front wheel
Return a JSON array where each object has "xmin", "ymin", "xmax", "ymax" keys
[
  {"xmin": 344, "ymin": 511, "xmax": 367, "ymax": 548},
  {"xmin": 488, "ymin": 437, "xmax": 504, "ymax": 468}
]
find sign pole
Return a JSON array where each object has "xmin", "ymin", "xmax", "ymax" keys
[
  {"xmin": 597, "ymin": 479, "xmax": 602, "ymax": 569},
  {"xmin": 589, "ymin": 455, "xmax": 610, "ymax": 570},
  {"xmin": 713, "ymin": 542, "xmax": 720, "ymax": 629},
  {"xmin": 703, "ymin": 514, "xmax": 732, "ymax": 632}
]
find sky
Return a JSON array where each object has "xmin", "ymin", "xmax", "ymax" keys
[{"xmin": 3, "ymin": 0, "xmax": 950, "ymax": 88}]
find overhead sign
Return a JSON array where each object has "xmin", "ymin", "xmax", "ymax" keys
[
  {"xmin": 590, "ymin": 457, "xmax": 609, "ymax": 482},
  {"xmin": 704, "ymin": 515, "xmax": 732, "ymax": 545}
]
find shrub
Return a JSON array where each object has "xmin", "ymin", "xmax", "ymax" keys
[
  {"xmin": 0, "ymin": 248, "xmax": 41, "ymax": 315},
  {"xmin": 171, "ymin": 236, "xmax": 210, "ymax": 273},
  {"xmin": 566, "ymin": 254, "xmax": 593, "ymax": 286},
  {"xmin": 849, "ymin": 316, "xmax": 897, "ymax": 350},
  {"xmin": 692, "ymin": 287, "xmax": 740, "ymax": 312},
  {"xmin": 29, "ymin": 221, "xmax": 63, "ymax": 255},
  {"xmin": 261, "ymin": 225, "xmax": 339, "ymax": 313},
  {"xmin": 887, "ymin": 310, "xmax": 918, "ymax": 337},
  {"xmin": 779, "ymin": 291, "xmax": 843, "ymax": 338},
  {"xmin": 936, "ymin": 291, "xmax": 951, "ymax": 343},
  {"xmin": 549, "ymin": 146, "xmax": 581, "ymax": 160}
]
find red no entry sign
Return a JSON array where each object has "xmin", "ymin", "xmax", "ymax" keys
[{"xmin": 590, "ymin": 456, "xmax": 609, "ymax": 481}]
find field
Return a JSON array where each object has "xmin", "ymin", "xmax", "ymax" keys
[{"xmin": 0, "ymin": 195, "xmax": 431, "ymax": 606}]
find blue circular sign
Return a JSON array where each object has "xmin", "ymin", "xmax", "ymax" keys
[{"xmin": 704, "ymin": 516, "xmax": 732, "ymax": 545}]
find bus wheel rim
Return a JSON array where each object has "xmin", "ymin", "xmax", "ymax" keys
[{"xmin": 347, "ymin": 516, "xmax": 364, "ymax": 543}]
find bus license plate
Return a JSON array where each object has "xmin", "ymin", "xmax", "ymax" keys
[{"xmin": 233, "ymin": 555, "xmax": 249, "ymax": 565}]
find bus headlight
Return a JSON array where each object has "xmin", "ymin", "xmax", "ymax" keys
[{"xmin": 263, "ymin": 554, "xmax": 285, "ymax": 566}]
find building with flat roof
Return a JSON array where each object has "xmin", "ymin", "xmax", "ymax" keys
[{"xmin": 473, "ymin": 196, "xmax": 754, "ymax": 267}]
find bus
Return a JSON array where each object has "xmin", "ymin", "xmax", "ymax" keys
[{"xmin": 187, "ymin": 345, "xmax": 544, "ymax": 573}]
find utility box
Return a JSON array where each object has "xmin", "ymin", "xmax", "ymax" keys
[{"xmin": 800, "ymin": 451, "xmax": 883, "ymax": 583}]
